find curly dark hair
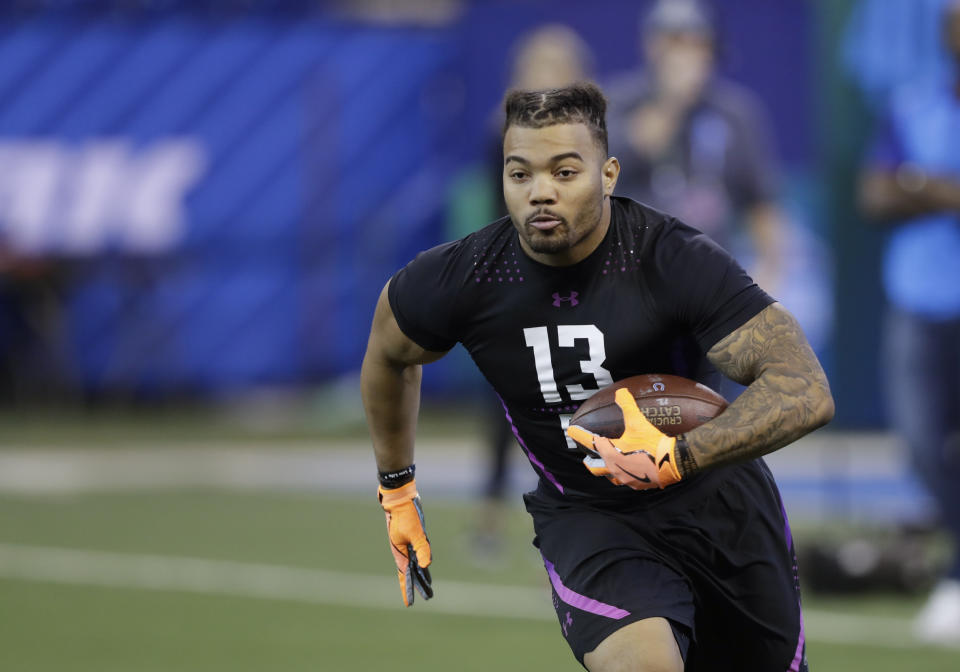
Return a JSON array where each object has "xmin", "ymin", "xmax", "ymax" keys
[{"xmin": 502, "ymin": 82, "xmax": 608, "ymax": 156}]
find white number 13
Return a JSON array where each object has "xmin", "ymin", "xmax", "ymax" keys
[{"xmin": 523, "ymin": 325, "xmax": 613, "ymax": 403}]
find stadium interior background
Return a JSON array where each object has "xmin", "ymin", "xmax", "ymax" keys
[{"xmin": 0, "ymin": 1, "xmax": 957, "ymax": 670}]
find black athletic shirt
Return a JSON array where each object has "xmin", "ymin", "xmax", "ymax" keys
[{"xmin": 389, "ymin": 196, "xmax": 774, "ymax": 501}]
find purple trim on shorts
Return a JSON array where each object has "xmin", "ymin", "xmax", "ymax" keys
[
  {"xmin": 788, "ymin": 612, "xmax": 806, "ymax": 672},
  {"xmin": 497, "ymin": 395, "xmax": 564, "ymax": 494},
  {"xmin": 781, "ymin": 499, "xmax": 806, "ymax": 672},
  {"xmin": 543, "ymin": 557, "xmax": 630, "ymax": 619}
]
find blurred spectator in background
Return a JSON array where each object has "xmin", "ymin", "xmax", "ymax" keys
[
  {"xmin": 857, "ymin": 0, "xmax": 960, "ymax": 645},
  {"xmin": 469, "ymin": 24, "xmax": 594, "ymax": 562},
  {"xmin": 507, "ymin": 24, "xmax": 595, "ymax": 97},
  {"xmin": 606, "ymin": 0, "xmax": 786, "ymax": 298}
]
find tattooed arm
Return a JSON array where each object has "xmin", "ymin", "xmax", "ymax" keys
[{"xmin": 684, "ymin": 302, "xmax": 834, "ymax": 469}]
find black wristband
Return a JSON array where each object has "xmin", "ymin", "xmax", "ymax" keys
[
  {"xmin": 674, "ymin": 435, "xmax": 699, "ymax": 478},
  {"xmin": 378, "ymin": 464, "xmax": 415, "ymax": 489}
]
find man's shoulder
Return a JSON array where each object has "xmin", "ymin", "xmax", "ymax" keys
[
  {"xmin": 612, "ymin": 197, "xmax": 718, "ymax": 267},
  {"xmin": 388, "ymin": 217, "xmax": 516, "ymax": 351},
  {"xmin": 611, "ymin": 196, "xmax": 691, "ymax": 238},
  {"xmin": 399, "ymin": 216, "xmax": 516, "ymax": 294},
  {"xmin": 413, "ymin": 217, "xmax": 513, "ymax": 263}
]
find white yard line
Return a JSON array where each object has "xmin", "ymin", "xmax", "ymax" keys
[
  {"xmin": 0, "ymin": 542, "xmax": 924, "ymax": 648},
  {"xmin": 0, "ymin": 442, "xmax": 537, "ymax": 495},
  {"xmin": 0, "ymin": 542, "xmax": 552, "ymax": 620},
  {"xmin": 0, "ymin": 433, "xmax": 903, "ymax": 494}
]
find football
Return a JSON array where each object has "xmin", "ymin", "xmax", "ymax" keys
[{"xmin": 569, "ymin": 374, "xmax": 728, "ymax": 438}]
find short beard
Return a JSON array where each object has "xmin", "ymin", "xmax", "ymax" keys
[
  {"xmin": 521, "ymin": 223, "xmax": 573, "ymax": 254},
  {"xmin": 517, "ymin": 197, "xmax": 603, "ymax": 256}
]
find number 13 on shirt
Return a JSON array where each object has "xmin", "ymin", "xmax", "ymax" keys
[{"xmin": 523, "ymin": 325, "xmax": 613, "ymax": 450}]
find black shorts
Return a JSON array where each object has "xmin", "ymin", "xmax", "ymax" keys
[{"xmin": 523, "ymin": 459, "xmax": 808, "ymax": 671}]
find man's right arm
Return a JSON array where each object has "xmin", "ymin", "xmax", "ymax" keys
[
  {"xmin": 362, "ymin": 280, "xmax": 448, "ymax": 607},
  {"xmin": 361, "ymin": 281, "xmax": 448, "ymax": 472}
]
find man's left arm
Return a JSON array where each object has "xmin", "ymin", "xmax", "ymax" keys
[{"xmin": 686, "ymin": 302, "xmax": 834, "ymax": 469}]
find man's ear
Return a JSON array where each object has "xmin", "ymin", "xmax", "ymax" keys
[{"xmin": 602, "ymin": 157, "xmax": 620, "ymax": 197}]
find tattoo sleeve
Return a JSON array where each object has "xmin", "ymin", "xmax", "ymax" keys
[{"xmin": 686, "ymin": 303, "xmax": 835, "ymax": 469}]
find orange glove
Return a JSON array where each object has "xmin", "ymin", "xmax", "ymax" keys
[
  {"xmin": 378, "ymin": 480, "xmax": 433, "ymax": 606},
  {"xmin": 567, "ymin": 388, "xmax": 687, "ymax": 490}
]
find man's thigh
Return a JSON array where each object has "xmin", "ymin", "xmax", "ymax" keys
[
  {"xmin": 584, "ymin": 618, "xmax": 683, "ymax": 672},
  {"xmin": 673, "ymin": 463, "xmax": 808, "ymax": 671},
  {"xmin": 526, "ymin": 463, "xmax": 808, "ymax": 671},
  {"xmin": 539, "ymin": 552, "xmax": 694, "ymax": 669},
  {"xmin": 525, "ymin": 493, "xmax": 695, "ymax": 668}
]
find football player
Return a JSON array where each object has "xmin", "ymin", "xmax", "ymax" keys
[{"xmin": 362, "ymin": 82, "xmax": 833, "ymax": 671}]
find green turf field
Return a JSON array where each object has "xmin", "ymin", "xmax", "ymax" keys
[{"xmin": 1, "ymin": 489, "xmax": 958, "ymax": 671}]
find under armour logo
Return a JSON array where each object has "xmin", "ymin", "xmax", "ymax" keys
[
  {"xmin": 552, "ymin": 291, "xmax": 579, "ymax": 307},
  {"xmin": 563, "ymin": 611, "xmax": 574, "ymax": 635},
  {"xmin": 652, "ymin": 382, "xmax": 665, "ymax": 392}
]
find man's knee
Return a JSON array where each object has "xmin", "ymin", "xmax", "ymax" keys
[{"xmin": 583, "ymin": 617, "xmax": 684, "ymax": 672}]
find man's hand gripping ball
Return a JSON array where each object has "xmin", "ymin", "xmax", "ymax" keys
[
  {"xmin": 567, "ymin": 388, "xmax": 686, "ymax": 490},
  {"xmin": 378, "ymin": 480, "xmax": 433, "ymax": 606}
]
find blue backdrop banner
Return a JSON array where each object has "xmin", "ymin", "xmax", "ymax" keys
[
  {"xmin": 0, "ymin": 2, "xmax": 820, "ymax": 401},
  {"xmin": 0, "ymin": 16, "xmax": 461, "ymax": 394}
]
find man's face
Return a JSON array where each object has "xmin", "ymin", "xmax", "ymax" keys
[{"xmin": 502, "ymin": 122, "xmax": 618, "ymax": 266}]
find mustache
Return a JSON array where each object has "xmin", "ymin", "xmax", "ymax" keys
[{"xmin": 525, "ymin": 209, "xmax": 566, "ymax": 226}]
